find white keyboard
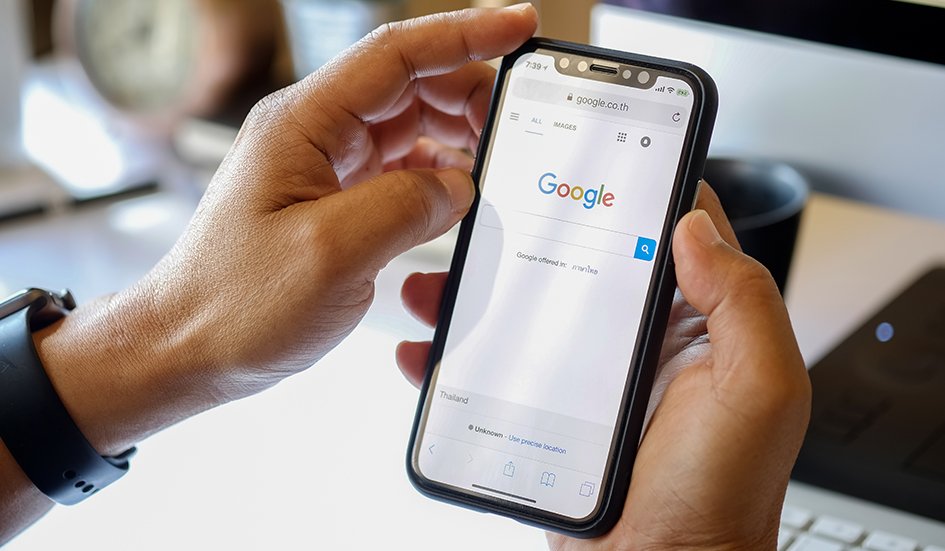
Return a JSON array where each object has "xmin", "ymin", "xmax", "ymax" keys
[{"xmin": 781, "ymin": 483, "xmax": 945, "ymax": 551}]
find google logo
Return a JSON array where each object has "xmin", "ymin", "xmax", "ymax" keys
[{"xmin": 537, "ymin": 172, "xmax": 615, "ymax": 210}]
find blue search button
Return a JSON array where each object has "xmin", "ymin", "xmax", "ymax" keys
[{"xmin": 633, "ymin": 237, "xmax": 656, "ymax": 261}]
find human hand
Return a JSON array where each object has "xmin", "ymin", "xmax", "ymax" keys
[
  {"xmin": 397, "ymin": 185, "xmax": 811, "ymax": 550},
  {"xmin": 2, "ymin": 6, "xmax": 539, "ymax": 542},
  {"xmin": 33, "ymin": 5, "xmax": 538, "ymax": 454}
]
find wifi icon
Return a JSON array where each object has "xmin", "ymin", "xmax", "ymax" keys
[{"xmin": 666, "ymin": 87, "xmax": 675, "ymax": 94}]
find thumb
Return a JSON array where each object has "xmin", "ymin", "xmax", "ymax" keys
[
  {"xmin": 623, "ymin": 210, "xmax": 810, "ymax": 551},
  {"xmin": 672, "ymin": 209, "xmax": 805, "ymax": 389},
  {"xmin": 314, "ymin": 167, "xmax": 474, "ymax": 274}
]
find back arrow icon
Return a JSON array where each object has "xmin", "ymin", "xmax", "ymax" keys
[{"xmin": 428, "ymin": 444, "xmax": 436, "ymax": 455}]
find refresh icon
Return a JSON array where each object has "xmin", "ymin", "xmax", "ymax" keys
[{"xmin": 672, "ymin": 112, "xmax": 681, "ymax": 123}]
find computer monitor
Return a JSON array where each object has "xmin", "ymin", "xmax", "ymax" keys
[{"xmin": 592, "ymin": 1, "xmax": 945, "ymax": 221}]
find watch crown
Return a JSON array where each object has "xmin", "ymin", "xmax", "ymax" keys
[{"xmin": 59, "ymin": 290, "xmax": 77, "ymax": 310}]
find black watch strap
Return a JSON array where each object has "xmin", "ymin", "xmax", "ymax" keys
[{"xmin": 0, "ymin": 301, "xmax": 135, "ymax": 505}]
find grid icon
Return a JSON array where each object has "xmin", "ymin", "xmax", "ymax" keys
[{"xmin": 616, "ymin": 131, "xmax": 627, "ymax": 143}]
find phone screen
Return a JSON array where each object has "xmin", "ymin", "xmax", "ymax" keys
[{"xmin": 414, "ymin": 49, "xmax": 698, "ymax": 521}]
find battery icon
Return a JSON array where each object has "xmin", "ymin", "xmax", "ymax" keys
[{"xmin": 677, "ymin": 89, "xmax": 690, "ymax": 97}]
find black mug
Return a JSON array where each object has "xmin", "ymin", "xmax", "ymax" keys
[{"xmin": 703, "ymin": 158, "xmax": 810, "ymax": 294}]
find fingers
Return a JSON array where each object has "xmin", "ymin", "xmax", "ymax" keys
[
  {"xmin": 369, "ymin": 61, "xmax": 497, "ymax": 161},
  {"xmin": 382, "ymin": 138, "xmax": 474, "ymax": 173},
  {"xmin": 288, "ymin": 6, "xmax": 536, "ymax": 166},
  {"xmin": 403, "ymin": 139, "xmax": 474, "ymax": 172},
  {"xmin": 396, "ymin": 341, "xmax": 431, "ymax": 388},
  {"xmin": 645, "ymin": 209, "xmax": 810, "ymax": 550},
  {"xmin": 694, "ymin": 181, "xmax": 741, "ymax": 251},
  {"xmin": 370, "ymin": 102, "xmax": 477, "ymax": 160},
  {"xmin": 401, "ymin": 271, "xmax": 448, "ymax": 327},
  {"xmin": 418, "ymin": 106, "xmax": 480, "ymax": 151},
  {"xmin": 320, "ymin": 6, "xmax": 535, "ymax": 116},
  {"xmin": 672, "ymin": 210, "xmax": 808, "ymax": 398},
  {"xmin": 415, "ymin": 61, "xmax": 498, "ymax": 137},
  {"xmin": 397, "ymin": 271, "xmax": 447, "ymax": 387},
  {"xmin": 312, "ymin": 169, "xmax": 474, "ymax": 277}
]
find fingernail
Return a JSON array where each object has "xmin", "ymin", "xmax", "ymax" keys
[
  {"xmin": 688, "ymin": 209, "xmax": 722, "ymax": 245},
  {"xmin": 435, "ymin": 169, "xmax": 475, "ymax": 214},
  {"xmin": 504, "ymin": 2, "xmax": 533, "ymax": 12}
]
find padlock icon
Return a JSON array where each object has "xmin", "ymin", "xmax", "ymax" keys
[{"xmin": 566, "ymin": 93, "xmax": 573, "ymax": 101}]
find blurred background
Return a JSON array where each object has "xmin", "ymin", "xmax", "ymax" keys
[{"xmin": 2, "ymin": 1, "xmax": 944, "ymax": 550}]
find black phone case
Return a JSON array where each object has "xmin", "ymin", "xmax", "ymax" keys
[{"xmin": 406, "ymin": 37, "xmax": 719, "ymax": 538}]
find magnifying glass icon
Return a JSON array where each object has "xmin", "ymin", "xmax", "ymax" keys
[{"xmin": 634, "ymin": 237, "xmax": 657, "ymax": 261}]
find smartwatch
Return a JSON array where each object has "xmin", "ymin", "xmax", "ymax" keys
[{"xmin": 0, "ymin": 288, "xmax": 135, "ymax": 505}]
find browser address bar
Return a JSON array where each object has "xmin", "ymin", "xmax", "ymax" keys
[
  {"xmin": 510, "ymin": 77, "xmax": 688, "ymax": 130},
  {"xmin": 480, "ymin": 205, "xmax": 657, "ymax": 261}
]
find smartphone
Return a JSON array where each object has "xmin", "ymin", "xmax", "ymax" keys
[{"xmin": 407, "ymin": 38, "xmax": 718, "ymax": 537}]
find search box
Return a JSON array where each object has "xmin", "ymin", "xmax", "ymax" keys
[
  {"xmin": 510, "ymin": 77, "xmax": 687, "ymax": 130},
  {"xmin": 479, "ymin": 205, "xmax": 656, "ymax": 261}
]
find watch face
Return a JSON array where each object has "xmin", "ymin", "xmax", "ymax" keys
[{"xmin": 75, "ymin": 0, "xmax": 197, "ymax": 112}]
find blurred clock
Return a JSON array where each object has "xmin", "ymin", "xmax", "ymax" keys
[
  {"xmin": 75, "ymin": 0, "xmax": 196, "ymax": 112},
  {"xmin": 58, "ymin": 0, "xmax": 282, "ymax": 119}
]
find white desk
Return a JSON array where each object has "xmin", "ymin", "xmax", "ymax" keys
[{"xmin": 3, "ymin": 190, "xmax": 945, "ymax": 550}]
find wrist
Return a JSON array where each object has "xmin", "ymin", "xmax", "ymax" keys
[
  {"xmin": 619, "ymin": 526, "xmax": 779, "ymax": 551},
  {"xmin": 32, "ymin": 284, "xmax": 221, "ymax": 456}
]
